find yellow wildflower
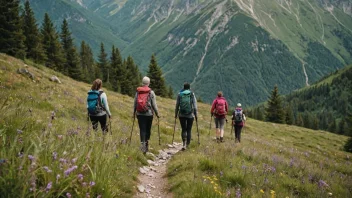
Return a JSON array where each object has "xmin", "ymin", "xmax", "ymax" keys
[
  {"xmin": 214, "ymin": 178, "xmax": 218, "ymax": 181},
  {"xmin": 271, "ymin": 190, "xmax": 275, "ymax": 194},
  {"xmin": 260, "ymin": 189, "xmax": 265, "ymax": 193},
  {"xmin": 211, "ymin": 181, "xmax": 214, "ymax": 184}
]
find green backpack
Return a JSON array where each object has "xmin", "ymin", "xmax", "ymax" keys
[{"xmin": 179, "ymin": 90, "xmax": 193, "ymax": 115}]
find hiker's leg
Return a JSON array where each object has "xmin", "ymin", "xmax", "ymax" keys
[
  {"xmin": 220, "ymin": 118, "xmax": 225, "ymax": 140},
  {"xmin": 89, "ymin": 116, "xmax": 99, "ymax": 131},
  {"xmin": 137, "ymin": 115, "xmax": 147, "ymax": 143},
  {"xmin": 214, "ymin": 118, "xmax": 220, "ymax": 138},
  {"xmin": 99, "ymin": 115, "xmax": 107, "ymax": 134},
  {"xmin": 235, "ymin": 126, "xmax": 240, "ymax": 142},
  {"xmin": 179, "ymin": 117, "xmax": 187, "ymax": 143},
  {"xmin": 146, "ymin": 116, "xmax": 153, "ymax": 142},
  {"xmin": 238, "ymin": 126, "xmax": 243, "ymax": 142},
  {"xmin": 186, "ymin": 117, "xmax": 194, "ymax": 145}
]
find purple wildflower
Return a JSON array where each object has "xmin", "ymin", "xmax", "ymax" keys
[
  {"xmin": 241, "ymin": 165, "xmax": 247, "ymax": 170},
  {"xmin": 28, "ymin": 155, "xmax": 35, "ymax": 161},
  {"xmin": 43, "ymin": 166, "xmax": 52, "ymax": 173},
  {"xmin": 66, "ymin": 192, "xmax": 72, "ymax": 198},
  {"xmin": 56, "ymin": 174, "xmax": 61, "ymax": 182},
  {"xmin": 59, "ymin": 158, "xmax": 67, "ymax": 164},
  {"xmin": 89, "ymin": 181, "xmax": 95, "ymax": 187},
  {"xmin": 77, "ymin": 174, "xmax": 83, "ymax": 181},
  {"xmin": 64, "ymin": 166, "xmax": 78, "ymax": 176},
  {"xmin": 17, "ymin": 129, "xmax": 23, "ymax": 134},
  {"xmin": 97, "ymin": 195, "xmax": 102, "ymax": 198},
  {"xmin": 46, "ymin": 181, "xmax": 52, "ymax": 192},
  {"xmin": 82, "ymin": 182, "xmax": 87, "ymax": 187},
  {"xmin": 86, "ymin": 193, "xmax": 90, "ymax": 198},
  {"xmin": 236, "ymin": 188, "xmax": 241, "ymax": 198},
  {"xmin": 52, "ymin": 152, "xmax": 57, "ymax": 160},
  {"xmin": 318, "ymin": 180, "xmax": 329, "ymax": 188}
]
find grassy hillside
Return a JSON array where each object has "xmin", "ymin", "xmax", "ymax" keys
[{"xmin": 0, "ymin": 54, "xmax": 351, "ymax": 197}]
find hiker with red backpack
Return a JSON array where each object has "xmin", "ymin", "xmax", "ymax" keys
[
  {"xmin": 210, "ymin": 91, "xmax": 229, "ymax": 143},
  {"xmin": 175, "ymin": 82, "xmax": 198, "ymax": 150},
  {"xmin": 133, "ymin": 76, "xmax": 160, "ymax": 154},
  {"xmin": 87, "ymin": 79, "xmax": 111, "ymax": 134},
  {"xmin": 232, "ymin": 103, "xmax": 246, "ymax": 143}
]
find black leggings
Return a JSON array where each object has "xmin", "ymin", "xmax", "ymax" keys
[
  {"xmin": 90, "ymin": 115, "xmax": 107, "ymax": 133},
  {"xmin": 137, "ymin": 115, "xmax": 153, "ymax": 143},
  {"xmin": 179, "ymin": 117, "xmax": 194, "ymax": 144},
  {"xmin": 234, "ymin": 125, "xmax": 243, "ymax": 142}
]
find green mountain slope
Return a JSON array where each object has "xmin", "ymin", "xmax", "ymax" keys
[
  {"xmin": 24, "ymin": 0, "xmax": 127, "ymax": 56},
  {"xmin": 248, "ymin": 65, "xmax": 352, "ymax": 135},
  {"xmin": 0, "ymin": 54, "xmax": 351, "ymax": 197},
  {"xmin": 28, "ymin": 0, "xmax": 352, "ymax": 106}
]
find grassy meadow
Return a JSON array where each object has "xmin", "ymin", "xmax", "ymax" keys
[{"xmin": 0, "ymin": 53, "xmax": 351, "ymax": 197}]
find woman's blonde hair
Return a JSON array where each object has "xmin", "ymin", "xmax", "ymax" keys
[
  {"xmin": 217, "ymin": 91, "xmax": 223, "ymax": 97},
  {"xmin": 91, "ymin": 79, "xmax": 102, "ymax": 90}
]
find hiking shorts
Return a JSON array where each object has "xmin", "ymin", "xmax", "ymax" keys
[{"xmin": 214, "ymin": 117, "xmax": 225, "ymax": 130}]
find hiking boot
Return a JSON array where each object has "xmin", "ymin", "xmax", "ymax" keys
[
  {"xmin": 140, "ymin": 142, "xmax": 147, "ymax": 154},
  {"xmin": 146, "ymin": 141, "xmax": 149, "ymax": 152},
  {"xmin": 181, "ymin": 140, "xmax": 187, "ymax": 151},
  {"xmin": 220, "ymin": 137, "xmax": 224, "ymax": 143},
  {"xmin": 216, "ymin": 137, "xmax": 220, "ymax": 143}
]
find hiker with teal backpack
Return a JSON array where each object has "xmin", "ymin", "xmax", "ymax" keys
[
  {"xmin": 232, "ymin": 103, "xmax": 246, "ymax": 143},
  {"xmin": 133, "ymin": 76, "xmax": 160, "ymax": 154},
  {"xmin": 210, "ymin": 91, "xmax": 228, "ymax": 143},
  {"xmin": 175, "ymin": 82, "xmax": 198, "ymax": 150},
  {"xmin": 87, "ymin": 79, "xmax": 111, "ymax": 134}
]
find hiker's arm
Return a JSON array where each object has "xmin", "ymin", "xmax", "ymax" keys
[
  {"xmin": 192, "ymin": 94, "xmax": 198, "ymax": 118},
  {"xmin": 225, "ymin": 101, "xmax": 229, "ymax": 113},
  {"xmin": 151, "ymin": 91, "xmax": 159, "ymax": 117},
  {"xmin": 101, "ymin": 93, "xmax": 111, "ymax": 117},
  {"xmin": 210, "ymin": 100, "xmax": 216, "ymax": 115},
  {"xmin": 243, "ymin": 114, "xmax": 247, "ymax": 125},
  {"xmin": 175, "ymin": 94, "xmax": 180, "ymax": 118}
]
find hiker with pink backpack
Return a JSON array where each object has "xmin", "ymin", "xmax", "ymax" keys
[
  {"xmin": 133, "ymin": 76, "xmax": 160, "ymax": 154},
  {"xmin": 210, "ymin": 91, "xmax": 229, "ymax": 143}
]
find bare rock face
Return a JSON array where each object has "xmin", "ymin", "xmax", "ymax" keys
[{"xmin": 50, "ymin": 76, "xmax": 61, "ymax": 84}]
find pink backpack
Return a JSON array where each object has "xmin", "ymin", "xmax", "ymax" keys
[{"xmin": 215, "ymin": 98, "xmax": 226, "ymax": 115}]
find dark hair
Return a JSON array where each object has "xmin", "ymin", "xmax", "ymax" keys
[
  {"xmin": 217, "ymin": 91, "xmax": 223, "ymax": 97},
  {"xmin": 184, "ymin": 82, "xmax": 190, "ymax": 90}
]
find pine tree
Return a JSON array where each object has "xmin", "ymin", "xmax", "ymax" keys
[
  {"xmin": 22, "ymin": 1, "xmax": 46, "ymax": 63},
  {"xmin": 110, "ymin": 46, "xmax": 123, "ymax": 92},
  {"xmin": 285, "ymin": 105, "xmax": 294, "ymax": 125},
  {"xmin": 265, "ymin": 85, "xmax": 285, "ymax": 123},
  {"xmin": 256, "ymin": 107, "xmax": 264, "ymax": 121},
  {"xmin": 98, "ymin": 43, "xmax": 109, "ymax": 83},
  {"xmin": 147, "ymin": 54, "xmax": 167, "ymax": 97},
  {"xmin": 41, "ymin": 13, "xmax": 65, "ymax": 71},
  {"xmin": 80, "ymin": 41, "xmax": 95, "ymax": 82},
  {"xmin": 338, "ymin": 119, "xmax": 346, "ymax": 135},
  {"xmin": 0, "ymin": 0, "xmax": 26, "ymax": 59},
  {"xmin": 122, "ymin": 56, "xmax": 141, "ymax": 96},
  {"xmin": 296, "ymin": 113, "xmax": 304, "ymax": 127},
  {"xmin": 328, "ymin": 120, "xmax": 337, "ymax": 133},
  {"xmin": 167, "ymin": 85, "xmax": 174, "ymax": 99},
  {"xmin": 313, "ymin": 117, "xmax": 319, "ymax": 130},
  {"xmin": 344, "ymin": 113, "xmax": 352, "ymax": 153},
  {"xmin": 60, "ymin": 19, "xmax": 81, "ymax": 79}
]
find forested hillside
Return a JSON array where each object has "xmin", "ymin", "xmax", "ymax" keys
[
  {"xmin": 248, "ymin": 66, "xmax": 352, "ymax": 136},
  {"xmin": 25, "ymin": 0, "xmax": 352, "ymax": 106}
]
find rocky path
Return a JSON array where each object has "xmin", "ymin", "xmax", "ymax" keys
[{"xmin": 134, "ymin": 142, "xmax": 183, "ymax": 198}]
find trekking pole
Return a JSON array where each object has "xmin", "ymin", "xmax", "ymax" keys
[
  {"xmin": 196, "ymin": 116, "xmax": 200, "ymax": 145},
  {"xmin": 157, "ymin": 117, "xmax": 161, "ymax": 146},
  {"xmin": 129, "ymin": 115, "xmax": 136, "ymax": 145},
  {"xmin": 172, "ymin": 117, "xmax": 176, "ymax": 144},
  {"xmin": 109, "ymin": 117, "xmax": 112, "ymax": 136},
  {"xmin": 231, "ymin": 121, "xmax": 234, "ymax": 140},
  {"xmin": 208, "ymin": 116, "xmax": 212, "ymax": 135}
]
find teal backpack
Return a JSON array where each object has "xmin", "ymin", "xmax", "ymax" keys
[
  {"xmin": 87, "ymin": 90, "xmax": 105, "ymax": 115},
  {"xmin": 179, "ymin": 90, "xmax": 193, "ymax": 115}
]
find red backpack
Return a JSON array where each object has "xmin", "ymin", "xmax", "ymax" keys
[
  {"xmin": 215, "ymin": 98, "xmax": 227, "ymax": 115},
  {"xmin": 136, "ymin": 87, "xmax": 151, "ymax": 112}
]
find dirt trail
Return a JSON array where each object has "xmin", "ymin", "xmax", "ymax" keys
[{"xmin": 134, "ymin": 142, "xmax": 183, "ymax": 198}]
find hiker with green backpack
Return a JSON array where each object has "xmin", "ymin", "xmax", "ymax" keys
[
  {"xmin": 232, "ymin": 103, "xmax": 246, "ymax": 143},
  {"xmin": 175, "ymin": 82, "xmax": 198, "ymax": 150},
  {"xmin": 133, "ymin": 76, "xmax": 160, "ymax": 154},
  {"xmin": 87, "ymin": 79, "xmax": 111, "ymax": 134},
  {"xmin": 210, "ymin": 91, "xmax": 228, "ymax": 143}
]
